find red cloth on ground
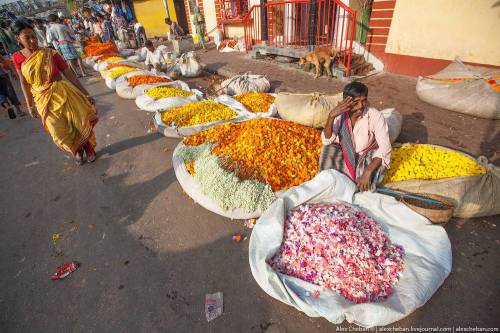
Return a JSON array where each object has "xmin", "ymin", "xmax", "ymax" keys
[{"xmin": 13, "ymin": 49, "xmax": 68, "ymax": 80}]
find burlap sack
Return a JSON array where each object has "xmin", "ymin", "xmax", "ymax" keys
[
  {"xmin": 276, "ymin": 92, "xmax": 343, "ymax": 128},
  {"xmin": 384, "ymin": 150, "xmax": 500, "ymax": 218}
]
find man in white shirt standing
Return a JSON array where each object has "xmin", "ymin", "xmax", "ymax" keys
[
  {"xmin": 132, "ymin": 19, "xmax": 146, "ymax": 48},
  {"xmin": 144, "ymin": 40, "xmax": 168, "ymax": 73},
  {"xmin": 46, "ymin": 13, "xmax": 86, "ymax": 77}
]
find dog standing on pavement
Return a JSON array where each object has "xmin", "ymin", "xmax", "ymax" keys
[{"xmin": 298, "ymin": 47, "xmax": 341, "ymax": 79}]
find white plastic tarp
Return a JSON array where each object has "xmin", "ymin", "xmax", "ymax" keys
[
  {"xmin": 115, "ymin": 73, "xmax": 173, "ymax": 99},
  {"xmin": 173, "ymin": 142, "xmax": 283, "ymax": 219},
  {"xmin": 105, "ymin": 69, "xmax": 144, "ymax": 90},
  {"xmin": 154, "ymin": 107, "xmax": 248, "ymax": 138},
  {"xmin": 135, "ymin": 86, "xmax": 204, "ymax": 112},
  {"xmin": 249, "ymin": 170, "xmax": 452, "ymax": 328}
]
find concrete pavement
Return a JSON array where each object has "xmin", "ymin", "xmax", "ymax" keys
[{"xmin": 0, "ymin": 72, "xmax": 499, "ymax": 332}]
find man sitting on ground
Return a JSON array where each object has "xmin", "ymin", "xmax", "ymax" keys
[
  {"xmin": 144, "ymin": 40, "xmax": 168, "ymax": 73},
  {"xmin": 320, "ymin": 81, "xmax": 392, "ymax": 191}
]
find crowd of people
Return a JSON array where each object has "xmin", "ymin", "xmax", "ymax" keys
[{"xmin": 0, "ymin": 1, "xmax": 202, "ymax": 165}]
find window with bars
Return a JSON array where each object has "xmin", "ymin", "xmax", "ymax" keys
[{"xmin": 220, "ymin": 0, "xmax": 249, "ymax": 21}]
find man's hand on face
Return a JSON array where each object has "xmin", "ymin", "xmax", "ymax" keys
[{"xmin": 329, "ymin": 96, "xmax": 356, "ymax": 120}]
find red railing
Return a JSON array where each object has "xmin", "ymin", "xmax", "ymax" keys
[{"xmin": 243, "ymin": 0, "xmax": 356, "ymax": 76}]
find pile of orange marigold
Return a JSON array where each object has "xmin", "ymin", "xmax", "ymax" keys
[
  {"xmin": 183, "ymin": 118, "xmax": 322, "ymax": 192},
  {"xmin": 85, "ymin": 42, "xmax": 118, "ymax": 57},
  {"xmin": 234, "ymin": 93, "xmax": 275, "ymax": 113},
  {"xmin": 127, "ymin": 75, "xmax": 172, "ymax": 87}
]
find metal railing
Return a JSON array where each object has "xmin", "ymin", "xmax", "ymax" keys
[{"xmin": 243, "ymin": 0, "xmax": 356, "ymax": 76}]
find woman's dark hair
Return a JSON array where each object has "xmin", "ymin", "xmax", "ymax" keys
[
  {"xmin": 47, "ymin": 13, "xmax": 58, "ymax": 23},
  {"xmin": 10, "ymin": 18, "xmax": 34, "ymax": 36},
  {"xmin": 145, "ymin": 40, "xmax": 153, "ymax": 48},
  {"xmin": 343, "ymin": 81, "xmax": 368, "ymax": 99}
]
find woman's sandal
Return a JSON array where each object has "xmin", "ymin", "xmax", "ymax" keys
[
  {"xmin": 87, "ymin": 153, "xmax": 97, "ymax": 163},
  {"xmin": 75, "ymin": 151, "xmax": 85, "ymax": 166}
]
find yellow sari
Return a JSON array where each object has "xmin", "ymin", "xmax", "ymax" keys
[{"xmin": 21, "ymin": 48, "xmax": 98, "ymax": 156}]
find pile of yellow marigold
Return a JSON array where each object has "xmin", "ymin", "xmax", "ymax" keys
[
  {"xmin": 127, "ymin": 75, "xmax": 171, "ymax": 87},
  {"xmin": 105, "ymin": 63, "xmax": 138, "ymax": 71},
  {"xmin": 161, "ymin": 101, "xmax": 236, "ymax": 127},
  {"xmin": 146, "ymin": 86, "xmax": 192, "ymax": 99},
  {"xmin": 184, "ymin": 118, "xmax": 322, "ymax": 191},
  {"xmin": 234, "ymin": 93, "xmax": 275, "ymax": 113},
  {"xmin": 383, "ymin": 144, "xmax": 486, "ymax": 183},
  {"xmin": 108, "ymin": 67, "xmax": 138, "ymax": 79}
]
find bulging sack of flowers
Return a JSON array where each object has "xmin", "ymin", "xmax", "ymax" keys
[
  {"xmin": 154, "ymin": 101, "xmax": 247, "ymax": 138},
  {"xmin": 115, "ymin": 73, "xmax": 173, "ymax": 99},
  {"xmin": 276, "ymin": 92, "xmax": 343, "ymax": 128},
  {"xmin": 416, "ymin": 58, "xmax": 500, "ymax": 119},
  {"xmin": 92, "ymin": 55, "xmax": 125, "ymax": 71},
  {"xmin": 221, "ymin": 72, "xmax": 271, "ymax": 95},
  {"xmin": 383, "ymin": 144, "xmax": 500, "ymax": 218},
  {"xmin": 135, "ymin": 84, "xmax": 203, "ymax": 112},
  {"xmin": 214, "ymin": 93, "xmax": 278, "ymax": 118},
  {"xmin": 105, "ymin": 68, "xmax": 144, "ymax": 90},
  {"xmin": 249, "ymin": 169, "xmax": 452, "ymax": 328},
  {"xmin": 173, "ymin": 118, "xmax": 322, "ymax": 219},
  {"xmin": 277, "ymin": 92, "xmax": 403, "ymax": 140},
  {"xmin": 97, "ymin": 60, "xmax": 142, "ymax": 73},
  {"xmin": 179, "ymin": 51, "xmax": 202, "ymax": 78},
  {"xmin": 381, "ymin": 108, "xmax": 402, "ymax": 143}
]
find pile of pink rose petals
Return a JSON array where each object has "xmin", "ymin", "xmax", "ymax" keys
[{"xmin": 269, "ymin": 202, "xmax": 405, "ymax": 303}]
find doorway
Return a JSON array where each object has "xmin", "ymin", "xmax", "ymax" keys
[{"xmin": 174, "ymin": 0, "xmax": 190, "ymax": 34}]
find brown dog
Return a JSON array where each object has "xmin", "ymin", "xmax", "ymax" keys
[{"xmin": 299, "ymin": 47, "xmax": 340, "ymax": 79}]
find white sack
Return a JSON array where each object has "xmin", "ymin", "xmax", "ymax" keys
[
  {"xmin": 179, "ymin": 51, "xmax": 202, "ymax": 77},
  {"xmin": 250, "ymin": 169, "xmax": 452, "ymax": 328},
  {"xmin": 154, "ymin": 104, "xmax": 249, "ymax": 138},
  {"xmin": 221, "ymin": 73, "xmax": 271, "ymax": 95},
  {"xmin": 214, "ymin": 94, "xmax": 278, "ymax": 118},
  {"xmin": 381, "ymin": 108, "xmax": 402, "ymax": 143},
  {"xmin": 105, "ymin": 69, "xmax": 144, "ymax": 90},
  {"xmin": 96, "ymin": 59, "xmax": 142, "ymax": 73},
  {"xmin": 115, "ymin": 73, "xmax": 173, "ymax": 99},
  {"xmin": 135, "ymin": 85, "xmax": 203, "ymax": 112},
  {"xmin": 118, "ymin": 49, "xmax": 135, "ymax": 57}
]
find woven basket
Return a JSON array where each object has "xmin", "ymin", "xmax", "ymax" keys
[{"xmin": 402, "ymin": 193, "xmax": 455, "ymax": 224}]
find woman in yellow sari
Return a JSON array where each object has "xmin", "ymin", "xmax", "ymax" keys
[{"xmin": 12, "ymin": 19, "xmax": 98, "ymax": 165}]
